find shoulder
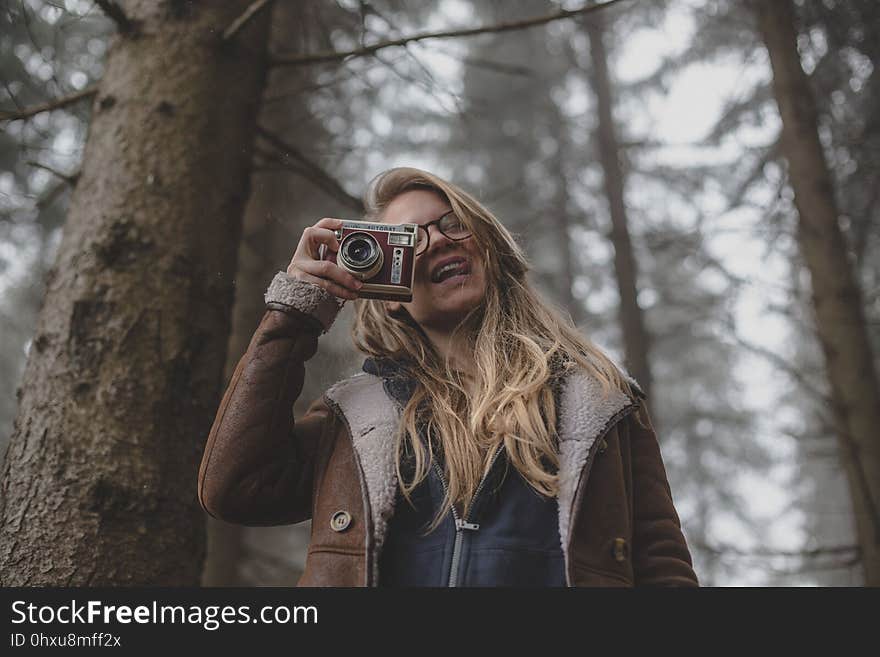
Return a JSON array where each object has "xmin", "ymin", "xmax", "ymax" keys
[
  {"xmin": 326, "ymin": 370, "xmax": 377, "ymax": 397},
  {"xmin": 557, "ymin": 365, "xmax": 643, "ymax": 414},
  {"xmin": 323, "ymin": 370, "xmax": 399, "ymax": 439},
  {"xmin": 556, "ymin": 365, "xmax": 645, "ymax": 446},
  {"xmin": 622, "ymin": 374, "xmax": 647, "ymax": 401}
]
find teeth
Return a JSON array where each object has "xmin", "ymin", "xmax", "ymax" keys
[{"xmin": 433, "ymin": 260, "xmax": 466, "ymax": 282}]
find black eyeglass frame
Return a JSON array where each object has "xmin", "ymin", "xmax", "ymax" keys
[{"xmin": 414, "ymin": 210, "xmax": 472, "ymax": 256}]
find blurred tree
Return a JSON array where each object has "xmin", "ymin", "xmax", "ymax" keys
[
  {"xmin": 0, "ymin": 2, "xmax": 270, "ymax": 585},
  {"xmin": 0, "ymin": 0, "xmax": 109, "ymax": 464},
  {"xmin": 573, "ymin": 0, "xmax": 769, "ymax": 585},
  {"xmin": 432, "ymin": 0, "xmax": 764, "ymax": 585},
  {"xmin": 799, "ymin": 0, "xmax": 880, "ymax": 282},
  {"xmin": 621, "ymin": 0, "xmax": 876, "ymax": 585},
  {"xmin": 749, "ymin": 0, "xmax": 880, "ymax": 584},
  {"xmin": 582, "ymin": 6, "xmax": 653, "ymax": 409},
  {"xmin": 780, "ymin": 0, "xmax": 880, "ymax": 586},
  {"xmin": 203, "ymin": 0, "xmax": 379, "ymax": 586},
  {"xmin": 437, "ymin": 0, "xmax": 587, "ymax": 319}
]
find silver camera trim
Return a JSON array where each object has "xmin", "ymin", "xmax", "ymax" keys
[{"xmin": 339, "ymin": 231, "xmax": 384, "ymax": 279}]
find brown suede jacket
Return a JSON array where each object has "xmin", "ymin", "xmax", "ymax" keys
[{"xmin": 197, "ymin": 271, "xmax": 699, "ymax": 587}]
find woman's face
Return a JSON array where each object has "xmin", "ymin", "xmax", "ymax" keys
[{"xmin": 382, "ymin": 189, "xmax": 487, "ymax": 333}]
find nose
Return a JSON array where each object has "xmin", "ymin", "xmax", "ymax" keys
[{"xmin": 423, "ymin": 222, "xmax": 452, "ymax": 255}]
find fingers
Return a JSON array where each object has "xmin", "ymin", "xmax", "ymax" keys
[
  {"xmin": 314, "ymin": 217, "xmax": 344, "ymax": 230},
  {"xmin": 296, "ymin": 270, "xmax": 360, "ymax": 301},
  {"xmin": 286, "ymin": 218, "xmax": 364, "ymax": 300},
  {"xmin": 304, "ymin": 225, "xmax": 343, "ymax": 258},
  {"xmin": 297, "ymin": 258, "xmax": 363, "ymax": 299},
  {"xmin": 311, "ymin": 217, "xmax": 346, "ymax": 252}
]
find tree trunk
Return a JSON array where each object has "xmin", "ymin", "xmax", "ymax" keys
[
  {"xmin": 751, "ymin": 0, "xmax": 880, "ymax": 585},
  {"xmin": 202, "ymin": 0, "xmax": 365, "ymax": 586},
  {"xmin": 0, "ymin": 2, "xmax": 270, "ymax": 586},
  {"xmin": 583, "ymin": 11, "xmax": 654, "ymax": 407},
  {"xmin": 548, "ymin": 100, "xmax": 587, "ymax": 328}
]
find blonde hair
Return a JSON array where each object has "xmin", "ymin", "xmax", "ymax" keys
[{"xmin": 350, "ymin": 167, "xmax": 639, "ymax": 532}]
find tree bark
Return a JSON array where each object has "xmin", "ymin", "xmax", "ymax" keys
[
  {"xmin": 583, "ymin": 11, "xmax": 654, "ymax": 408},
  {"xmin": 0, "ymin": 2, "xmax": 270, "ymax": 585},
  {"xmin": 751, "ymin": 0, "xmax": 880, "ymax": 585}
]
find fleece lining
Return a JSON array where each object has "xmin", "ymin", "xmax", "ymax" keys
[
  {"xmin": 323, "ymin": 373, "xmax": 401, "ymax": 586},
  {"xmin": 556, "ymin": 370, "xmax": 637, "ymax": 579},
  {"xmin": 324, "ymin": 364, "xmax": 641, "ymax": 586},
  {"xmin": 264, "ymin": 271, "xmax": 344, "ymax": 333}
]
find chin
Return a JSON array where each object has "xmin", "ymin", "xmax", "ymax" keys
[{"xmin": 441, "ymin": 296, "xmax": 484, "ymax": 319}]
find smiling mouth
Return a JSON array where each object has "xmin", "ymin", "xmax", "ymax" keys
[
  {"xmin": 430, "ymin": 258, "xmax": 471, "ymax": 284},
  {"xmin": 433, "ymin": 270, "xmax": 470, "ymax": 286}
]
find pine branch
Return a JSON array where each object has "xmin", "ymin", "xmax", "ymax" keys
[
  {"xmin": 94, "ymin": 0, "xmax": 137, "ymax": 34},
  {"xmin": 255, "ymin": 127, "xmax": 364, "ymax": 213},
  {"xmin": 0, "ymin": 85, "xmax": 97, "ymax": 122},
  {"xmin": 271, "ymin": 0, "xmax": 630, "ymax": 67},
  {"xmin": 222, "ymin": 0, "xmax": 274, "ymax": 42}
]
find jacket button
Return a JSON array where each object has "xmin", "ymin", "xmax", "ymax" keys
[
  {"xmin": 330, "ymin": 510, "xmax": 352, "ymax": 532},
  {"xmin": 612, "ymin": 537, "xmax": 628, "ymax": 562},
  {"xmin": 598, "ymin": 438, "xmax": 608, "ymax": 455}
]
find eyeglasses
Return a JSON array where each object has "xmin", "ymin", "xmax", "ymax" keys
[{"xmin": 415, "ymin": 211, "xmax": 472, "ymax": 256}]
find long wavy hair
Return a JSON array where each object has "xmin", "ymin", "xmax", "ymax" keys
[{"xmin": 350, "ymin": 167, "xmax": 640, "ymax": 533}]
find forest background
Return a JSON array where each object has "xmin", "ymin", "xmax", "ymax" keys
[{"xmin": 1, "ymin": 0, "xmax": 877, "ymax": 586}]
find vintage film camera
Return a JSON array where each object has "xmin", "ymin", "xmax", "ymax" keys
[{"xmin": 318, "ymin": 220, "xmax": 418, "ymax": 301}]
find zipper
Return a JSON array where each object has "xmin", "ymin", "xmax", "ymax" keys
[
  {"xmin": 564, "ymin": 401, "xmax": 640, "ymax": 586},
  {"xmin": 432, "ymin": 443, "xmax": 505, "ymax": 587}
]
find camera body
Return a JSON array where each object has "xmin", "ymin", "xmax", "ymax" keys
[{"xmin": 319, "ymin": 219, "xmax": 418, "ymax": 301}]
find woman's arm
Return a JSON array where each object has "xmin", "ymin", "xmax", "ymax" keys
[
  {"xmin": 629, "ymin": 406, "xmax": 700, "ymax": 586},
  {"xmin": 196, "ymin": 272, "xmax": 343, "ymax": 526}
]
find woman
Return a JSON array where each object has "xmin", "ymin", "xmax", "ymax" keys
[{"xmin": 197, "ymin": 167, "xmax": 698, "ymax": 587}]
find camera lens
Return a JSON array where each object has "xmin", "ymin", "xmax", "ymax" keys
[
  {"xmin": 340, "ymin": 232, "xmax": 381, "ymax": 272},
  {"xmin": 348, "ymin": 239, "xmax": 372, "ymax": 263}
]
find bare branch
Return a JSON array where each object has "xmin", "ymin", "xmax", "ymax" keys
[
  {"xmin": 223, "ymin": 0, "xmax": 274, "ymax": 42},
  {"xmin": 693, "ymin": 540, "xmax": 859, "ymax": 559},
  {"xmin": 255, "ymin": 127, "xmax": 364, "ymax": 213},
  {"xmin": 771, "ymin": 555, "xmax": 861, "ymax": 575},
  {"xmin": 37, "ymin": 178, "xmax": 76, "ymax": 210},
  {"xmin": 361, "ymin": 1, "xmax": 534, "ymax": 78},
  {"xmin": 2, "ymin": 79, "xmax": 26, "ymax": 118},
  {"xmin": 718, "ymin": 317, "xmax": 834, "ymax": 410},
  {"xmin": 94, "ymin": 0, "xmax": 137, "ymax": 34},
  {"xmin": 25, "ymin": 160, "xmax": 80, "ymax": 186},
  {"xmin": 271, "ymin": 0, "xmax": 629, "ymax": 67},
  {"xmin": 457, "ymin": 54, "xmax": 534, "ymax": 77},
  {"xmin": 0, "ymin": 85, "xmax": 97, "ymax": 122}
]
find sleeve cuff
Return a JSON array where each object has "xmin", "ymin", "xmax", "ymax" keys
[{"xmin": 264, "ymin": 271, "xmax": 345, "ymax": 333}]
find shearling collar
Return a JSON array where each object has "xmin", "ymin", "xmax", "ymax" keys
[
  {"xmin": 362, "ymin": 357, "xmax": 417, "ymax": 411},
  {"xmin": 325, "ymin": 359, "xmax": 642, "ymax": 586}
]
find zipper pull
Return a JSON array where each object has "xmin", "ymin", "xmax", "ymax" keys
[{"xmin": 455, "ymin": 519, "xmax": 480, "ymax": 531}]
